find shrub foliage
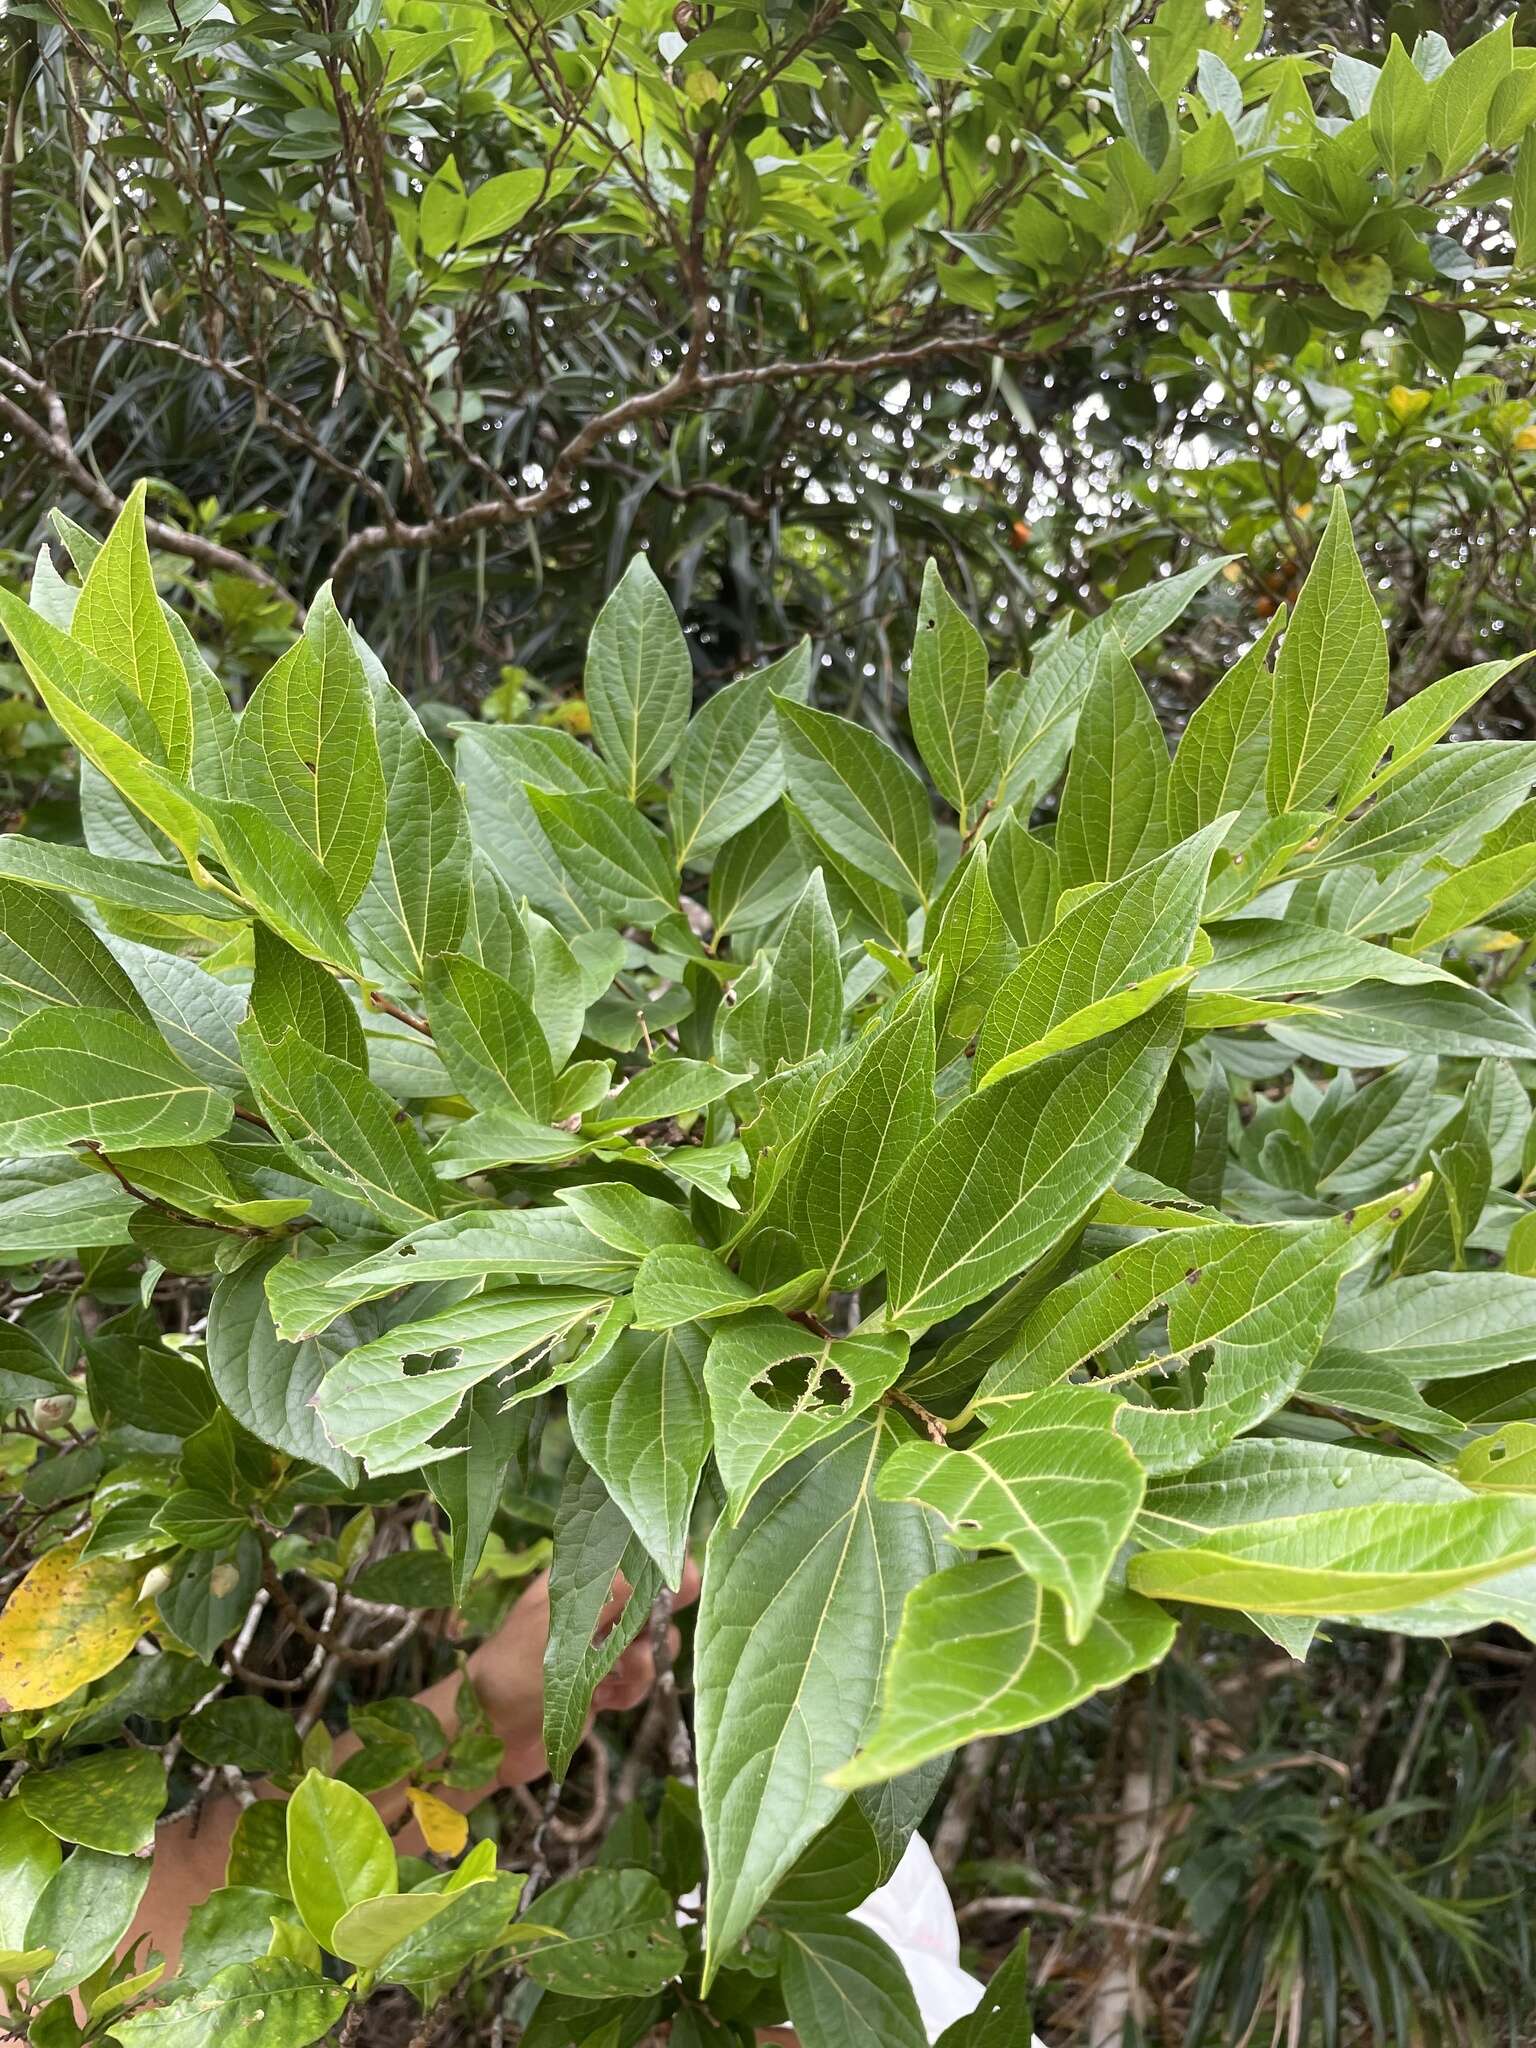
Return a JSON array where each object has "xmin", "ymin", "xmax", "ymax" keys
[{"xmin": 2, "ymin": 491, "xmax": 1536, "ymax": 2041}]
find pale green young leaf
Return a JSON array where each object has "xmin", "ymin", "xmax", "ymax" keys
[
  {"xmin": 1409, "ymin": 840, "xmax": 1536, "ymax": 950},
  {"xmin": 567, "ymin": 1323, "xmax": 711, "ymax": 1586},
  {"xmin": 631, "ymin": 1243, "xmax": 820, "ymax": 1329},
  {"xmin": 233, "ymin": 589, "xmax": 385, "ymax": 910},
  {"xmin": 584, "ymin": 556, "xmax": 692, "ymax": 799},
  {"xmin": 0, "ymin": 1802, "xmax": 60, "ymax": 1950},
  {"xmin": 671, "ymin": 640, "xmax": 811, "ymax": 863},
  {"xmin": 878, "ymin": 1385, "xmax": 1144, "ymax": 1638},
  {"xmin": 1428, "ymin": 15, "xmax": 1513, "ymax": 176},
  {"xmin": 1054, "ymin": 642, "xmax": 1171, "ymax": 890},
  {"xmin": 554, "ymin": 1182, "xmax": 694, "ymax": 1257},
  {"xmin": 833, "ymin": 1563, "xmax": 1174, "ymax": 1787},
  {"xmin": 330, "ymin": 1893, "xmax": 451, "ymax": 1971},
  {"xmin": 908, "ymin": 560, "xmax": 996, "ymax": 829},
  {"xmin": 285, "ymin": 1770, "xmax": 395, "ymax": 1951},
  {"xmin": 1266, "ymin": 488, "xmax": 1388, "ymax": 815},
  {"xmin": 885, "ymin": 997, "xmax": 1183, "ymax": 1328},
  {"xmin": 695, "ymin": 1420, "xmax": 938, "ymax": 1985},
  {"xmin": 776, "ymin": 696, "xmax": 936, "ymax": 903},
  {"xmin": 705, "ymin": 1314, "xmax": 909, "ymax": 1520},
  {"xmin": 71, "ymin": 482, "xmax": 194, "ymax": 780},
  {"xmin": 0, "ymin": 1005, "xmax": 232, "ymax": 1154}
]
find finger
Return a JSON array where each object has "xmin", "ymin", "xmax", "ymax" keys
[{"xmin": 673, "ymin": 1558, "xmax": 701, "ymax": 1612}]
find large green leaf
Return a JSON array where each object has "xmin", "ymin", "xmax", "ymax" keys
[
  {"xmin": 354, "ymin": 676, "xmax": 472, "ymax": 984},
  {"xmin": 877, "ymin": 1386, "xmax": 1144, "ymax": 1637},
  {"xmin": 511, "ymin": 1867, "xmax": 686, "ymax": 1997},
  {"xmin": 566, "ymin": 1323, "xmax": 711, "ymax": 1587},
  {"xmin": 71, "ymin": 484, "xmax": 194, "ymax": 781},
  {"xmin": 527, "ymin": 786, "xmax": 677, "ymax": 924},
  {"xmin": 107, "ymin": 1958, "xmax": 347, "ymax": 2048},
  {"xmin": 584, "ymin": 556, "xmax": 692, "ymax": 799},
  {"xmin": 778, "ymin": 1915, "xmax": 927, "ymax": 2048},
  {"xmin": 0, "ymin": 879, "xmax": 149, "ymax": 1031},
  {"xmin": 1266, "ymin": 487, "xmax": 1388, "ymax": 814},
  {"xmin": 885, "ymin": 998, "xmax": 1183, "ymax": 1328},
  {"xmin": 706, "ymin": 1314, "xmax": 909, "ymax": 1520},
  {"xmin": 1166, "ymin": 613, "xmax": 1278, "ymax": 837},
  {"xmin": 671, "ymin": 640, "xmax": 811, "ymax": 863},
  {"xmin": 776, "ymin": 696, "xmax": 936, "ymax": 904},
  {"xmin": 18, "ymin": 1748, "xmax": 165, "ymax": 1854},
  {"xmin": 975, "ymin": 822, "xmax": 1223, "ymax": 1085},
  {"xmin": 695, "ymin": 1420, "xmax": 938, "ymax": 1985},
  {"xmin": 0, "ymin": 1005, "xmax": 232, "ymax": 1154},
  {"xmin": 908, "ymin": 560, "xmax": 996, "ymax": 831},
  {"xmin": 1054, "ymin": 641, "xmax": 1171, "ymax": 889},
  {"xmin": 835, "ymin": 1561, "xmax": 1174, "ymax": 1786},
  {"xmin": 232, "ymin": 588, "xmax": 385, "ymax": 910},
  {"xmin": 424, "ymin": 951, "xmax": 554, "ymax": 1119}
]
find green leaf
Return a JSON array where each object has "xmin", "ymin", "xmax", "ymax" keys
[
  {"xmin": 250, "ymin": 925, "xmax": 365, "ymax": 1069},
  {"xmin": 241, "ymin": 1026, "xmax": 442, "ymax": 1229},
  {"xmin": 567, "ymin": 1323, "xmax": 711, "ymax": 1586},
  {"xmin": 1428, "ymin": 16, "xmax": 1512, "ymax": 176},
  {"xmin": 885, "ymin": 998, "xmax": 1183, "ymax": 1328},
  {"xmin": 1128, "ymin": 1493, "xmax": 1536, "ymax": 1616},
  {"xmin": 671, "ymin": 641, "xmax": 811, "ymax": 863},
  {"xmin": 323, "ymin": 1209, "xmax": 633, "ymax": 1309},
  {"xmin": 1323, "ymin": 1270, "xmax": 1536, "ymax": 1378},
  {"xmin": 375, "ymin": 1871, "xmax": 524, "ymax": 1984},
  {"xmin": 584, "ymin": 557, "xmax": 692, "ymax": 799},
  {"xmin": 0, "ymin": 878, "xmax": 149, "ymax": 1031},
  {"xmin": 695, "ymin": 1421, "xmax": 938, "ymax": 1985},
  {"xmin": 0, "ymin": 585, "xmax": 206, "ymax": 870},
  {"xmin": 463, "ymin": 166, "xmax": 544, "ymax": 243},
  {"xmin": 785, "ymin": 979, "xmax": 937, "ymax": 1288},
  {"xmin": 759, "ymin": 870, "xmax": 844, "ymax": 1070},
  {"xmin": 1317, "ymin": 741, "xmax": 1535, "ymax": 869},
  {"xmin": 542, "ymin": 1456, "xmax": 662, "ymax": 1779},
  {"xmin": 424, "ymin": 952, "xmax": 554, "ymax": 1119},
  {"xmin": 1166, "ymin": 615, "xmax": 1278, "ymax": 838},
  {"xmin": 1270, "ymin": 981, "xmax": 1536, "ymax": 1065},
  {"xmin": 835, "ymin": 1562, "xmax": 1173, "ymax": 1787},
  {"xmin": 1409, "ymin": 840, "xmax": 1536, "ymax": 949},
  {"xmin": 107, "ymin": 1958, "xmax": 347, "ymax": 2048},
  {"xmin": 935, "ymin": 1931, "xmax": 1034, "ymax": 2047},
  {"xmin": 976, "ymin": 822, "xmax": 1224, "ymax": 1085},
  {"xmin": 315, "ymin": 1288, "xmax": 606, "ymax": 1470},
  {"xmin": 908, "ymin": 561, "xmax": 996, "ymax": 830},
  {"xmin": 527, "ymin": 786, "xmax": 677, "ymax": 924},
  {"xmin": 330, "ymin": 1893, "xmax": 451, "ymax": 1970},
  {"xmin": 0, "ymin": 1005, "xmax": 232, "ymax": 1154},
  {"xmin": 1318, "ymin": 250, "xmax": 1392, "ymax": 318},
  {"xmin": 207, "ymin": 1258, "xmax": 358, "ymax": 1483},
  {"xmin": 1195, "ymin": 918, "xmax": 1449, "ymax": 996},
  {"xmin": 26, "ymin": 1848, "xmax": 150, "ymax": 1999},
  {"xmin": 1370, "ymin": 35, "xmax": 1432, "ymax": 176},
  {"xmin": 878, "ymin": 1386, "xmax": 1144, "ymax": 1637},
  {"xmin": 0, "ymin": 835, "xmax": 242, "ymax": 925},
  {"xmin": 1054, "ymin": 641, "xmax": 1171, "ymax": 889},
  {"xmin": 284, "ymin": 1768, "xmax": 396, "ymax": 1952},
  {"xmin": 18, "ymin": 1749, "xmax": 165, "ymax": 1854},
  {"xmin": 353, "ymin": 677, "xmax": 472, "ymax": 985},
  {"xmin": 184, "ymin": 1699, "xmax": 303, "ymax": 1778},
  {"xmin": 197, "ymin": 794, "xmax": 362, "ymax": 974},
  {"xmin": 708, "ymin": 801, "xmax": 809, "ymax": 939},
  {"xmin": 0, "ymin": 1801, "xmax": 61, "ymax": 1949},
  {"xmin": 511, "ymin": 1868, "xmax": 686, "ymax": 1997},
  {"xmin": 630, "ymin": 1244, "xmax": 818, "ymax": 1329},
  {"xmin": 706, "ymin": 1314, "xmax": 910, "ymax": 1520},
  {"xmin": 778, "ymin": 1916, "xmax": 927, "ymax": 2048},
  {"xmin": 1111, "ymin": 28, "xmax": 1171, "ymax": 167},
  {"xmin": 1266, "ymin": 488, "xmax": 1388, "ymax": 815},
  {"xmin": 233, "ymin": 589, "xmax": 385, "ymax": 911},
  {"xmin": 178, "ymin": 1886, "xmax": 294, "ymax": 1991},
  {"xmin": 71, "ymin": 483, "xmax": 194, "ymax": 781},
  {"xmin": 776, "ymin": 696, "xmax": 936, "ymax": 903}
]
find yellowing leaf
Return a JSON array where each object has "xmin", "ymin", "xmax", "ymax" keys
[
  {"xmin": 0, "ymin": 1538, "xmax": 148, "ymax": 1711},
  {"xmin": 1387, "ymin": 384, "xmax": 1432, "ymax": 423},
  {"xmin": 407, "ymin": 1786, "xmax": 470, "ymax": 1857}
]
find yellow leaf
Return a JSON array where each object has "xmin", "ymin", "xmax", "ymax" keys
[
  {"xmin": 0, "ymin": 1538, "xmax": 149, "ymax": 1712},
  {"xmin": 1387, "ymin": 385, "xmax": 1432, "ymax": 424},
  {"xmin": 1515, "ymin": 426, "xmax": 1536, "ymax": 451},
  {"xmin": 407, "ymin": 1786, "xmax": 469, "ymax": 1857}
]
